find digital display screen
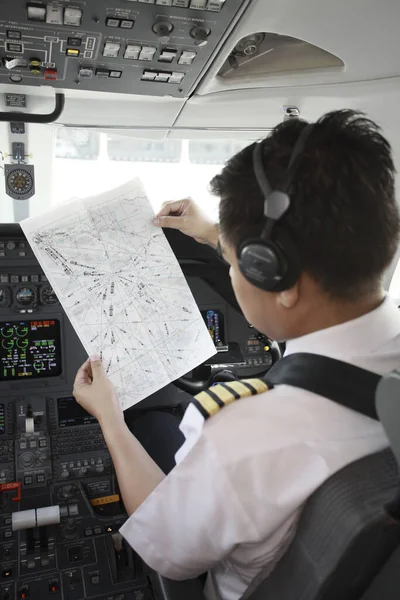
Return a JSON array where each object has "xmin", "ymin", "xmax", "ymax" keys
[
  {"xmin": 0, "ymin": 320, "xmax": 62, "ymax": 381},
  {"xmin": 58, "ymin": 397, "xmax": 98, "ymax": 428},
  {"xmin": 0, "ymin": 404, "xmax": 5, "ymax": 435},
  {"xmin": 201, "ymin": 310, "xmax": 225, "ymax": 346}
]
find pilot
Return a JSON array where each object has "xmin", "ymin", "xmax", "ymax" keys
[{"xmin": 73, "ymin": 110, "xmax": 400, "ymax": 600}]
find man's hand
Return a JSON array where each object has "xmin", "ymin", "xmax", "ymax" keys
[
  {"xmin": 153, "ymin": 198, "xmax": 219, "ymax": 248},
  {"xmin": 73, "ymin": 356, "xmax": 124, "ymax": 427}
]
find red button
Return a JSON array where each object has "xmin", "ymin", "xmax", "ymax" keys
[{"xmin": 44, "ymin": 69, "xmax": 58, "ymax": 81}]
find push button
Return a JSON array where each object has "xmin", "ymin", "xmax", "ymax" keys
[
  {"xmin": 106, "ymin": 17, "xmax": 120, "ymax": 27},
  {"xmin": 159, "ymin": 49, "xmax": 177, "ymax": 63},
  {"xmin": 103, "ymin": 42, "xmax": 121, "ymax": 58}
]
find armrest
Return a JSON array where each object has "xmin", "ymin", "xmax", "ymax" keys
[{"xmin": 149, "ymin": 571, "xmax": 207, "ymax": 600}]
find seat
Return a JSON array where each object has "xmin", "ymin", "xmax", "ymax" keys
[{"xmin": 152, "ymin": 370, "xmax": 400, "ymax": 600}]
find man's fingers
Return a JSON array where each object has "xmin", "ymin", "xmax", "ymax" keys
[
  {"xmin": 90, "ymin": 355, "xmax": 105, "ymax": 380},
  {"xmin": 153, "ymin": 215, "xmax": 186, "ymax": 229},
  {"xmin": 156, "ymin": 199, "xmax": 189, "ymax": 218},
  {"xmin": 74, "ymin": 358, "xmax": 92, "ymax": 388}
]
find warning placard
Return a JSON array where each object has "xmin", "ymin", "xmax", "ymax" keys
[{"xmin": 5, "ymin": 94, "xmax": 27, "ymax": 108}]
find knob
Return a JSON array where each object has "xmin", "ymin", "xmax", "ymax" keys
[
  {"xmin": 190, "ymin": 25, "xmax": 211, "ymax": 47},
  {"xmin": 79, "ymin": 467, "xmax": 88, "ymax": 476},
  {"xmin": 60, "ymin": 470, "xmax": 69, "ymax": 479},
  {"xmin": 20, "ymin": 452, "xmax": 35, "ymax": 468},
  {"xmin": 152, "ymin": 21, "xmax": 174, "ymax": 44},
  {"xmin": 95, "ymin": 465, "xmax": 104, "ymax": 474}
]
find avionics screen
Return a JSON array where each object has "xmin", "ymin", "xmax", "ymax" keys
[
  {"xmin": 0, "ymin": 320, "xmax": 62, "ymax": 381},
  {"xmin": 58, "ymin": 397, "xmax": 98, "ymax": 428},
  {"xmin": 201, "ymin": 310, "xmax": 225, "ymax": 346},
  {"xmin": 0, "ymin": 404, "xmax": 5, "ymax": 435}
]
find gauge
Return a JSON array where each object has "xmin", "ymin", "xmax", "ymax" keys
[
  {"xmin": 6, "ymin": 168, "xmax": 34, "ymax": 197},
  {"xmin": 40, "ymin": 285, "xmax": 58, "ymax": 305},
  {"xmin": 15, "ymin": 287, "xmax": 36, "ymax": 306},
  {"xmin": 0, "ymin": 286, "xmax": 11, "ymax": 308}
]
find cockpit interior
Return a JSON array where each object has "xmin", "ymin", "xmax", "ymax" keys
[{"xmin": 1, "ymin": 1, "xmax": 400, "ymax": 600}]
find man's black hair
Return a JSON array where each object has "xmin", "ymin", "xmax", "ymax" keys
[{"xmin": 210, "ymin": 110, "xmax": 400, "ymax": 299}]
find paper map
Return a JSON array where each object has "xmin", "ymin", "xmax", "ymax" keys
[{"xmin": 21, "ymin": 179, "xmax": 216, "ymax": 409}]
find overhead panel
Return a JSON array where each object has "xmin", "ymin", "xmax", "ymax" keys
[{"xmin": 0, "ymin": 0, "xmax": 250, "ymax": 99}]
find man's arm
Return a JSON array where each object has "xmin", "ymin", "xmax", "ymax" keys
[
  {"xmin": 73, "ymin": 357, "xmax": 165, "ymax": 515},
  {"xmin": 100, "ymin": 415, "xmax": 165, "ymax": 515}
]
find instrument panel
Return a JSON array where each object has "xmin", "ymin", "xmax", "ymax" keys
[
  {"xmin": 0, "ymin": 0, "xmax": 249, "ymax": 98},
  {"xmin": 0, "ymin": 223, "xmax": 275, "ymax": 600}
]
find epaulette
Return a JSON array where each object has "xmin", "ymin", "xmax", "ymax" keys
[{"xmin": 192, "ymin": 379, "xmax": 270, "ymax": 420}]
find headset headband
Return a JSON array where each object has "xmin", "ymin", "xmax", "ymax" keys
[{"xmin": 253, "ymin": 123, "xmax": 315, "ymax": 224}]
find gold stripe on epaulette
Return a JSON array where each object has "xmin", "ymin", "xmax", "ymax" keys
[
  {"xmin": 193, "ymin": 378, "xmax": 269, "ymax": 419},
  {"xmin": 207, "ymin": 384, "xmax": 237, "ymax": 405},
  {"xmin": 242, "ymin": 379, "xmax": 269, "ymax": 394},
  {"xmin": 195, "ymin": 391, "xmax": 221, "ymax": 417}
]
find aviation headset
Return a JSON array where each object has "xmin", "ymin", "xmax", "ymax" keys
[{"xmin": 237, "ymin": 123, "xmax": 315, "ymax": 292}]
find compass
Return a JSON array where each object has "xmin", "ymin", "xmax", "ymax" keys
[{"xmin": 5, "ymin": 164, "xmax": 35, "ymax": 200}]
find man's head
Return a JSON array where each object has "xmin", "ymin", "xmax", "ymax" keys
[{"xmin": 211, "ymin": 110, "xmax": 400, "ymax": 340}]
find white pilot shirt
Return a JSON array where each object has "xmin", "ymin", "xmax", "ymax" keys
[{"xmin": 120, "ymin": 296, "xmax": 400, "ymax": 600}]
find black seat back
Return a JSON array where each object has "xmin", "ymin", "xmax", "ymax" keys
[{"xmin": 246, "ymin": 448, "xmax": 400, "ymax": 600}]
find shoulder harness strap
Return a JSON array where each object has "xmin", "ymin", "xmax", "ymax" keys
[{"xmin": 192, "ymin": 379, "xmax": 269, "ymax": 420}]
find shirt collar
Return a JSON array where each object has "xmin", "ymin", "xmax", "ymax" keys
[{"xmin": 285, "ymin": 295, "xmax": 400, "ymax": 359}]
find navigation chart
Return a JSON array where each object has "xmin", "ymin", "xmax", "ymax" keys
[{"xmin": 21, "ymin": 179, "xmax": 216, "ymax": 409}]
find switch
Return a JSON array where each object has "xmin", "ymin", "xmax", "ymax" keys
[
  {"xmin": 7, "ymin": 30, "xmax": 22, "ymax": 40},
  {"xmin": 106, "ymin": 17, "xmax": 120, "ymax": 27},
  {"xmin": 27, "ymin": 4, "xmax": 46, "ymax": 21},
  {"xmin": 207, "ymin": 0, "xmax": 224, "ymax": 10},
  {"xmin": 124, "ymin": 45, "xmax": 141, "ymax": 60},
  {"xmin": 44, "ymin": 68, "xmax": 58, "ymax": 80},
  {"xmin": 46, "ymin": 5, "xmax": 63, "ymax": 24},
  {"xmin": 179, "ymin": 50, "xmax": 196, "ymax": 65},
  {"xmin": 173, "ymin": 0, "xmax": 190, "ymax": 5},
  {"xmin": 103, "ymin": 42, "xmax": 121, "ymax": 58},
  {"xmin": 5, "ymin": 43, "xmax": 23, "ymax": 53},
  {"xmin": 159, "ymin": 49, "xmax": 177, "ymax": 63},
  {"xmin": 19, "ymin": 586, "xmax": 29, "ymax": 600},
  {"xmin": 49, "ymin": 580, "xmax": 59, "ymax": 594},
  {"xmin": 68, "ymin": 504, "xmax": 79, "ymax": 516},
  {"xmin": 142, "ymin": 71, "xmax": 156, "ymax": 81},
  {"xmin": 39, "ymin": 439, "xmax": 47, "ymax": 447},
  {"xmin": 109, "ymin": 70, "xmax": 122, "ymax": 78},
  {"xmin": 66, "ymin": 48, "xmax": 80, "ymax": 57},
  {"xmin": 138, "ymin": 0, "xmax": 155, "ymax": 3},
  {"xmin": 154, "ymin": 72, "xmax": 171, "ymax": 82},
  {"xmin": 24, "ymin": 476, "xmax": 33, "ymax": 485},
  {"xmin": 120, "ymin": 19, "xmax": 134, "ymax": 28},
  {"xmin": 190, "ymin": 0, "xmax": 208, "ymax": 8},
  {"xmin": 64, "ymin": 8, "xmax": 82, "ymax": 27},
  {"xmin": 139, "ymin": 47, "xmax": 157, "ymax": 61},
  {"xmin": 91, "ymin": 575, "xmax": 100, "ymax": 585},
  {"xmin": 156, "ymin": 0, "xmax": 173, "ymax": 4},
  {"xmin": 96, "ymin": 68, "xmax": 110, "ymax": 78},
  {"xmin": 169, "ymin": 71, "xmax": 185, "ymax": 83},
  {"xmin": 36, "ymin": 474, "xmax": 45, "ymax": 483},
  {"xmin": 79, "ymin": 66, "xmax": 93, "ymax": 79},
  {"xmin": 67, "ymin": 37, "xmax": 82, "ymax": 47}
]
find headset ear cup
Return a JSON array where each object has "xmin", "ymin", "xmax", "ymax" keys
[
  {"xmin": 271, "ymin": 225, "xmax": 301, "ymax": 291},
  {"xmin": 238, "ymin": 227, "xmax": 300, "ymax": 292}
]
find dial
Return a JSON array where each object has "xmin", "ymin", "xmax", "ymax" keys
[
  {"xmin": 41, "ymin": 285, "xmax": 58, "ymax": 305},
  {"xmin": 6, "ymin": 168, "xmax": 34, "ymax": 197},
  {"xmin": 15, "ymin": 287, "xmax": 36, "ymax": 306},
  {"xmin": 0, "ymin": 286, "xmax": 10, "ymax": 308}
]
